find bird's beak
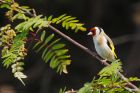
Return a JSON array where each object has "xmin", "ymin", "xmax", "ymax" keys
[{"xmin": 87, "ymin": 32, "xmax": 92, "ymax": 35}]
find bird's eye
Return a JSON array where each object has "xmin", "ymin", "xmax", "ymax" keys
[{"xmin": 90, "ymin": 27, "xmax": 96, "ymax": 36}]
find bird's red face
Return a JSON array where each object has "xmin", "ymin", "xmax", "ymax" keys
[
  {"xmin": 87, "ymin": 27, "xmax": 97, "ymax": 36},
  {"xmin": 90, "ymin": 27, "xmax": 96, "ymax": 36},
  {"xmin": 88, "ymin": 26, "xmax": 102, "ymax": 37}
]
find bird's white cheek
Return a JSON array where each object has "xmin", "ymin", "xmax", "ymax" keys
[{"xmin": 87, "ymin": 32, "xmax": 92, "ymax": 35}]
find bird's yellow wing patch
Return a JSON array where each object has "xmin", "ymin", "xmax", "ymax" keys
[
  {"xmin": 102, "ymin": 31, "xmax": 117, "ymax": 58},
  {"xmin": 110, "ymin": 44, "xmax": 117, "ymax": 58}
]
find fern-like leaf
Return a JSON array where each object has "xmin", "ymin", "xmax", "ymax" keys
[
  {"xmin": 98, "ymin": 60, "xmax": 122, "ymax": 77},
  {"xmin": 33, "ymin": 31, "xmax": 71, "ymax": 74},
  {"xmin": 47, "ymin": 14, "xmax": 86, "ymax": 32},
  {"xmin": 15, "ymin": 15, "xmax": 50, "ymax": 32}
]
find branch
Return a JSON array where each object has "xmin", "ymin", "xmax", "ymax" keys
[
  {"xmin": 0, "ymin": 0, "xmax": 5, "ymax": 3},
  {"xmin": 1, "ymin": 1, "xmax": 140, "ymax": 92}
]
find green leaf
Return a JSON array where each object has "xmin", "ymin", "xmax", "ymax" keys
[
  {"xmin": 49, "ymin": 14, "xmax": 86, "ymax": 32},
  {"xmin": 33, "ymin": 41, "xmax": 42, "ymax": 49},
  {"xmin": 79, "ymin": 27, "xmax": 87, "ymax": 31},
  {"xmin": 12, "ymin": 13, "xmax": 29, "ymax": 21},
  {"xmin": 69, "ymin": 20, "xmax": 79, "ymax": 23},
  {"xmin": 2, "ymin": 53, "xmax": 17, "ymax": 68},
  {"xmin": 40, "ymin": 30, "xmax": 46, "ymax": 41},
  {"xmin": 52, "ymin": 44, "xmax": 65, "ymax": 50},
  {"xmin": 98, "ymin": 77, "xmax": 112, "ymax": 86},
  {"xmin": 0, "ymin": 4, "xmax": 10, "ymax": 9},
  {"xmin": 61, "ymin": 16, "xmax": 71, "ymax": 21},
  {"xmin": 70, "ymin": 23, "xmax": 76, "ymax": 30},
  {"xmin": 33, "ymin": 19, "xmax": 43, "ymax": 28},
  {"xmin": 47, "ymin": 15, "xmax": 53, "ymax": 21},
  {"xmin": 65, "ymin": 17, "xmax": 76, "ymax": 22},
  {"xmin": 65, "ymin": 23, "xmax": 70, "ymax": 30},
  {"xmin": 128, "ymin": 77, "xmax": 140, "ymax": 82},
  {"xmin": 57, "ymin": 14, "xmax": 67, "ymax": 20},
  {"xmin": 33, "ymin": 31, "xmax": 71, "ymax": 74},
  {"xmin": 99, "ymin": 60, "xmax": 122, "ymax": 77},
  {"xmin": 50, "ymin": 56, "xmax": 58, "ymax": 68},
  {"xmin": 55, "ymin": 49, "xmax": 68, "ymax": 56},
  {"xmin": 15, "ymin": 22, "xmax": 27, "ymax": 32},
  {"xmin": 77, "ymin": 83, "xmax": 93, "ymax": 93},
  {"xmin": 36, "ymin": 34, "xmax": 55, "ymax": 52},
  {"xmin": 62, "ymin": 21, "xmax": 66, "ymax": 27},
  {"xmin": 15, "ymin": 15, "xmax": 46, "ymax": 32},
  {"xmin": 57, "ymin": 55, "xmax": 70, "ymax": 59},
  {"xmin": 55, "ymin": 14, "xmax": 67, "ymax": 24},
  {"xmin": 52, "ymin": 18, "xmax": 58, "ymax": 23},
  {"xmin": 43, "ymin": 50, "xmax": 54, "ymax": 63},
  {"xmin": 62, "ymin": 60, "xmax": 71, "ymax": 73},
  {"xmin": 20, "ymin": 6, "xmax": 30, "ymax": 9}
]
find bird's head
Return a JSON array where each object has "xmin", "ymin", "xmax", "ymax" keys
[{"xmin": 87, "ymin": 26, "xmax": 102, "ymax": 37}]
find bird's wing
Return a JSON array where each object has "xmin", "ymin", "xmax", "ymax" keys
[{"xmin": 101, "ymin": 31, "xmax": 117, "ymax": 58}]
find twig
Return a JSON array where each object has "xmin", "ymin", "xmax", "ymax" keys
[
  {"xmin": 1, "ymin": 1, "xmax": 140, "ymax": 92},
  {"xmin": 32, "ymin": 9, "xmax": 37, "ymax": 16},
  {"xmin": 0, "ymin": 0, "xmax": 5, "ymax": 3},
  {"xmin": 11, "ymin": 0, "xmax": 15, "ymax": 3},
  {"xmin": 118, "ymin": 72, "xmax": 139, "ymax": 92}
]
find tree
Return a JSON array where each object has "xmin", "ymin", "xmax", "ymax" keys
[{"xmin": 0, "ymin": 0, "xmax": 140, "ymax": 93}]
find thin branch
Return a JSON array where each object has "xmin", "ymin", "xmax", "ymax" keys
[
  {"xmin": 0, "ymin": 0, "xmax": 5, "ymax": 3},
  {"xmin": 32, "ymin": 9, "xmax": 37, "ymax": 16},
  {"xmin": 11, "ymin": 0, "xmax": 15, "ymax": 3},
  {"xmin": 118, "ymin": 72, "xmax": 139, "ymax": 92},
  {"xmin": 1, "ymin": 1, "xmax": 140, "ymax": 92}
]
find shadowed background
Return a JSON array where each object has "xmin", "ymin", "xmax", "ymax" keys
[{"xmin": 0, "ymin": 0, "xmax": 140, "ymax": 93}]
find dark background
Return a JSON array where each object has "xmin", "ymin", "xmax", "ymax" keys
[{"xmin": 0, "ymin": 0, "xmax": 140, "ymax": 93}]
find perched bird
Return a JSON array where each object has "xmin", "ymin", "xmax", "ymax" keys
[{"xmin": 87, "ymin": 26, "xmax": 117, "ymax": 62}]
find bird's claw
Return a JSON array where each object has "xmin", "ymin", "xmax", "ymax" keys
[{"xmin": 101, "ymin": 59, "xmax": 107, "ymax": 64}]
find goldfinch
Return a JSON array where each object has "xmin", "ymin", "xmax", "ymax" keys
[{"xmin": 87, "ymin": 26, "xmax": 117, "ymax": 62}]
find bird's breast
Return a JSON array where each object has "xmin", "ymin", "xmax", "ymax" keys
[{"xmin": 93, "ymin": 36, "xmax": 107, "ymax": 46}]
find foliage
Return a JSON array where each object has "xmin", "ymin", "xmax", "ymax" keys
[
  {"xmin": 63, "ymin": 60, "xmax": 140, "ymax": 93},
  {"xmin": 0, "ymin": 0, "xmax": 86, "ymax": 85},
  {"xmin": 33, "ymin": 31, "xmax": 71, "ymax": 74},
  {"xmin": 76, "ymin": 61, "xmax": 140, "ymax": 93},
  {"xmin": 47, "ymin": 14, "xmax": 86, "ymax": 32},
  {"xmin": 98, "ymin": 60, "xmax": 122, "ymax": 77},
  {"xmin": 0, "ymin": 24, "xmax": 27, "ymax": 85},
  {"xmin": 0, "ymin": 1, "xmax": 140, "ymax": 93}
]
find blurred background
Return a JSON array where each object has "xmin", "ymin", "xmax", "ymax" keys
[{"xmin": 0, "ymin": 0, "xmax": 140, "ymax": 93}]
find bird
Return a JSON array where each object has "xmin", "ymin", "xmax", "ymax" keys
[{"xmin": 87, "ymin": 26, "xmax": 117, "ymax": 62}]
